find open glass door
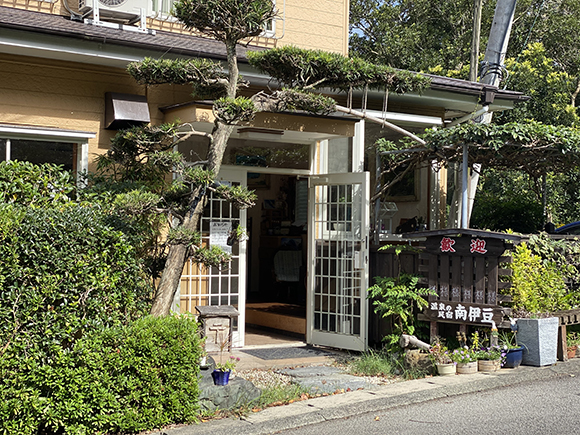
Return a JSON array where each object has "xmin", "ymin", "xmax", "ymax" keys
[
  {"xmin": 307, "ymin": 172, "xmax": 370, "ymax": 351},
  {"xmin": 178, "ymin": 166, "xmax": 247, "ymax": 347}
]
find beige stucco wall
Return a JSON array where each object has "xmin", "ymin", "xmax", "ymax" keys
[
  {"xmin": 0, "ymin": 53, "xmax": 193, "ymax": 171},
  {"xmin": 273, "ymin": 0, "xmax": 349, "ymax": 54},
  {"xmin": 0, "ymin": 0, "xmax": 349, "ymax": 55}
]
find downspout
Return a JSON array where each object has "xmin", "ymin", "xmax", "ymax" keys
[{"xmin": 467, "ymin": 0, "xmax": 518, "ymax": 225}]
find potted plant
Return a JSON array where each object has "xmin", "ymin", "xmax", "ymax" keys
[
  {"xmin": 567, "ymin": 331, "xmax": 580, "ymax": 359},
  {"xmin": 508, "ymin": 241, "xmax": 567, "ymax": 366},
  {"xmin": 449, "ymin": 347, "xmax": 478, "ymax": 374},
  {"xmin": 212, "ymin": 355, "xmax": 240, "ymax": 386},
  {"xmin": 211, "ymin": 337, "xmax": 240, "ymax": 386},
  {"xmin": 499, "ymin": 330, "xmax": 524, "ymax": 368},
  {"xmin": 476, "ymin": 346, "xmax": 503, "ymax": 372},
  {"xmin": 429, "ymin": 340, "xmax": 455, "ymax": 376}
]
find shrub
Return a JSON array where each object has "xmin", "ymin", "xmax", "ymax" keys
[
  {"xmin": 0, "ymin": 160, "xmax": 75, "ymax": 206},
  {"xmin": 0, "ymin": 204, "xmax": 152, "ymax": 360},
  {"xmin": 471, "ymin": 193, "xmax": 543, "ymax": 234},
  {"xmin": 1, "ymin": 316, "xmax": 202, "ymax": 434},
  {"xmin": 509, "ymin": 242, "xmax": 570, "ymax": 314}
]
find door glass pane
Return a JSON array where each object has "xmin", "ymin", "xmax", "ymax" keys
[
  {"xmin": 327, "ymin": 137, "xmax": 352, "ymax": 173},
  {"xmin": 313, "ymin": 182, "xmax": 363, "ymax": 336},
  {"xmin": 179, "ymin": 185, "xmax": 243, "ymax": 335}
]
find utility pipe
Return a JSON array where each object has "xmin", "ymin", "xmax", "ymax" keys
[{"xmin": 448, "ymin": 106, "xmax": 489, "ymax": 127}]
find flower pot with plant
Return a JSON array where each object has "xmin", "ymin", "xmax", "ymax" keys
[
  {"xmin": 211, "ymin": 337, "xmax": 240, "ymax": 386},
  {"xmin": 499, "ymin": 330, "xmax": 523, "ymax": 368},
  {"xmin": 449, "ymin": 347, "xmax": 478, "ymax": 374},
  {"xmin": 429, "ymin": 340, "xmax": 455, "ymax": 376},
  {"xmin": 212, "ymin": 355, "xmax": 240, "ymax": 385},
  {"xmin": 567, "ymin": 331, "xmax": 580, "ymax": 359},
  {"xmin": 476, "ymin": 346, "xmax": 503, "ymax": 372}
]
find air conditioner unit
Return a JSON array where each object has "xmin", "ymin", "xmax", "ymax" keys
[{"xmin": 79, "ymin": 0, "xmax": 146, "ymax": 23}]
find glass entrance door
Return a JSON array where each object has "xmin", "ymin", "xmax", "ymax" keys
[{"xmin": 307, "ymin": 172, "xmax": 370, "ymax": 351}]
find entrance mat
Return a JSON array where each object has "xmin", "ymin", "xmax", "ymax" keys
[{"xmin": 240, "ymin": 346, "xmax": 333, "ymax": 360}]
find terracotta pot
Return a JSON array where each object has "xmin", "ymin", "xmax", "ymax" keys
[
  {"xmin": 567, "ymin": 345, "xmax": 578, "ymax": 359},
  {"xmin": 436, "ymin": 362, "xmax": 456, "ymax": 376},
  {"xmin": 456, "ymin": 361, "xmax": 478, "ymax": 374},
  {"xmin": 478, "ymin": 359, "xmax": 501, "ymax": 372}
]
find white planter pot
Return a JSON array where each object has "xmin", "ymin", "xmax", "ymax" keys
[
  {"xmin": 516, "ymin": 317, "xmax": 559, "ymax": 367},
  {"xmin": 436, "ymin": 362, "xmax": 456, "ymax": 376}
]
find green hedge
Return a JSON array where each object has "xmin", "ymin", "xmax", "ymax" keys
[
  {"xmin": 0, "ymin": 161, "xmax": 202, "ymax": 434},
  {"xmin": 0, "ymin": 204, "xmax": 152, "ymax": 360},
  {"xmin": 1, "ymin": 316, "xmax": 202, "ymax": 434},
  {"xmin": 0, "ymin": 160, "xmax": 75, "ymax": 206}
]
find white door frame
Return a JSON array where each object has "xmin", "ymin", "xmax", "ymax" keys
[{"xmin": 306, "ymin": 171, "xmax": 370, "ymax": 351}]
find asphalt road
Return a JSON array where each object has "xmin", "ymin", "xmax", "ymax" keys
[{"xmin": 277, "ymin": 375, "xmax": 580, "ymax": 435}]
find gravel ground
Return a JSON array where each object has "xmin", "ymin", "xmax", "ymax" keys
[{"xmin": 235, "ymin": 363, "xmax": 402, "ymax": 390}]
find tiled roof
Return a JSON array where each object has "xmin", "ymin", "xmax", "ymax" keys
[
  {"xmin": 0, "ymin": 6, "xmax": 262, "ymax": 60},
  {"xmin": 0, "ymin": 6, "xmax": 527, "ymax": 102}
]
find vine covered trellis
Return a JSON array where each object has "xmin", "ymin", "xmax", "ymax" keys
[{"xmin": 376, "ymin": 121, "xmax": 580, "ymax": 200}]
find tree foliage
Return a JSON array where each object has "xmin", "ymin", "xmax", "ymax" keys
[
  {"xmin": 350, "ymin": 0, "xmax": 580, "ymax": 227},
  {"xmin": 0, "ymin": 160, "xmax": 75, "ymax": 206},
  {"xmin": 248, "ymin": 46, "xmax": 431, "ymax": 92},
  {"xmin": 350, "ymin": 0, "xmax": 496, "ymax": 72},
  {"xmin": 120, "ymin": 0, "xmax": 431, "ymax": 316},
  {"xmin": 509, "ymin": 242, "xmax": 571, "ymax": 315},
  {"xmin": 494, "ymin": 43, "xmax": 580, "ymax": 126},
  {"xmin": 173, "ymin": 0, "xmax": 277, "ymax": 42}
]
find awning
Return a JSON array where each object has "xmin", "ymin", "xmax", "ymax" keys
[{"xmin": 105, "ymin": 92, "xmax": 150, "ymax": 130}]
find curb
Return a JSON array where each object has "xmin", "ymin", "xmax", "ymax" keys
[{"xmin": 150, "ymin": 358, "xmax": 580, "ymax": 435}]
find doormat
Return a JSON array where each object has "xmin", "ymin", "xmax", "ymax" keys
[{"xmin": 240, "ymin": 346, "xmax": 332, "ymax": 360}]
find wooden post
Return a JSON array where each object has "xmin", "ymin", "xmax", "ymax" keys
[
  {"xmin": 558, "ymin": 324, "xmax": 568, "ymax": 362},
  {"xmin": 430, "ymin": 321, "xmax": 438, "ymax": 343}
]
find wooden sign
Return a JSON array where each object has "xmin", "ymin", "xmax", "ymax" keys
[
  {"xmin": 423, "ymin": 301, "xmax": 506, "ymax": 326},
  {"xmin": 424, "ymin": 236, "xmax": 506, "ymax": 257}
]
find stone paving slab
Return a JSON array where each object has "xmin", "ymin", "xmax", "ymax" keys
[
  {"xmin": 280, "ymin": 365, "xmax": 376, "ymax": 394},
  {"xmin": 280, "ymin": 366, "xmax": 344, "ymax": 377}
]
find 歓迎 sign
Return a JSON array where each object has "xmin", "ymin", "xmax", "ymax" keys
[{"xmin": 424, "ymin": 236, "xmax": 505, "ymax": 256}]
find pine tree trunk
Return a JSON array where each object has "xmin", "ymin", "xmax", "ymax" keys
[{"xmin": 150, "ymin": 39, "xmax": 239, "ymax": 316}]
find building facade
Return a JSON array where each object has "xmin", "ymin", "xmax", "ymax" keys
[{"xmin": 0, "ymin": 0, "xmax": 526, "ymax": 351}]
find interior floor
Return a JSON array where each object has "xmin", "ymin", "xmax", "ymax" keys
[
  {"xmin": 246, "ymin": 302, "xmax": 307, "ymax": 336},
  {"xmin": 244, "ymin": 324, "xmax": 306, "ymax": 348}
]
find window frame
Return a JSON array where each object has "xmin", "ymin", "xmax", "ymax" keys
[{"xmin": 0, "ymin": 125, "xmax": 95, "ymax": 186}]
